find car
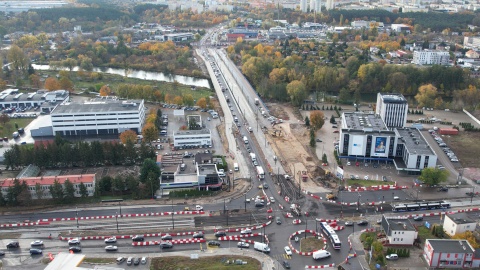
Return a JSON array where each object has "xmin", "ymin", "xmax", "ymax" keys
[
  {"xmin": 413, "ymin": 216, "xmax": 423, "ymax": 221},
  {"xmin": 263, "ymin": 184, "xmax": 269, "ymax": 189},
  {"xmin": 253, "ymin": 160, "xmax": 258, "ymax": 166},
  {"xmin": 133, "ymin": 257, "xmax": 140, "ymax": 265},
  {"xmin": 214, "ymin": 231, "xmax": 227, "ymax": 237},
  {"xmin": 284, "ymin": 246, "xmax": 292, "ymax": 256},
  {"xmin": 69, "ymin": 246, "xmax": 82, "ymax": 253},
  {"xmin": 141, "ymin": 257, "xmax": 147, "ymax": 265},
  {"xmin": 161, "ymin": 234, "xmax": 173, "ymax": 240},
  {"xmin": 373, "ymin": 163, "xmax": 378, "ymax": 168},
  {"xmin": 255, "ymin": 202, "xmax": 265, "ymax": 207},
  {"xmin": 30, "ymin": 240, "xmax": 44, "ymax": 247},
  {"xmin": 355, "ymin": 175, "xmax": 359, "ymax": 180},
  {"xmin": 376, "ymin": 219, "xmax": 382, "ymax": 224},
  {"xmin": 357, "ymin": 220, "xmax": 368, "ymax": 226},
  {"xmin": 240, "ymin": 229, "xmax": 252, "ymax": 234},
  {"xmin": 282, "ymin": 260, "xmax": 291, "ymax": 269},
  {"xmin": 347, "ymin": 161, "xmax": 351, "ymax": 166},
  {"xmin": 364, "ymin": 175, "xmax": 369, "ymax": 180},
  {"xmin": 126, "ymin": 257, "xmax": 133, "ymax": 265},
  {"xmin": 237, "ymin": 241, "xmax": 250, "ymax": 248},
  {"xmin": 208, "ymin": 241, "xmax": 221, "ymax": 247},
  {"xmin": 332, "ymin": 125, "xmax": 338, "ymax": 128},
  {"xmin": 316, "ymin": 139, "xmax": 322, "ymax": 142},
  {"xmin": 105, "ymin": 245, "xmax": 118, "ymax": 251},
  {"xmin": 269, "ymin": 197, "xmax": 275, "ymax": 203},
  {"xmin": 386, "ymin": 253, "xmax": 399, "ymax": 260},
  {"xmin": 258, "ymin": 185, "xmax": 263, "ymax": 189},
  {"xmin": 160, "ymin": 241, "xmax": 173, "ymax": 249},
  {"xmin": 345, "ymin": 221, "xmax": 354, "ymax": 226},
  {"xmin": 0, "ymin": 251, "xmax": 4, "ymax": 256},
  {"xmin": 132, "ymin": 235, "xmax": 144, "ymax": 242},
  {"xmin": 116, "ymin": 257, "xmax": 126, "ymax": 264},
  {"xmin": 333, "ymin": 130, "xmax": 339, "ymax": 133},
  {"xmin": 68, "ymin": 238, "xmax": 81, "ymax": 245},
  {"xmin": 438, "ymin": 187, "xmax": 448, "ymax": 192},
  {"xmin": 104, "ymin": 237, "xmax": 117, "ymax": 243},
  {"xmin": 393, "ymin": 196, "xmax": 400, "ymax": 200},
  {"xmin": 193, "ymin": 232, "xmax": 204, "ymax": 239},
  {"xmin": 364, "ymin": 163, "xmax": 369, "ymax": 167},
  {"xmin": 382, "ymin": 176, "xmax": 388, "ymax": 182},
  {"xmin": 276, "ymin": 216, "xmax": 282, "ymax": 225},
  {"xmin": 245, "ymin": 198, "xmax": 251, "ymax": 203},
  {"xmin": 29, "ymin": 248, "xmax": 43, "ymax": 255}
]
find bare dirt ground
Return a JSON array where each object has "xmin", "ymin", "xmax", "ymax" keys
[
  {"xmin": 442, "ymin": 132, "xmax": 480, "ymax": 169},
  {"xmin": 264, "ymin": 103, "xmax": 329, "ymax": 193}
]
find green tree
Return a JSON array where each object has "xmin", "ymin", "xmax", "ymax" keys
[
  {"xmin": 112, "ymin": 175, "xmax": 125, "ymax": 195},
  {"xmin": 309, "ymin": 129, "xmax": 316, "ymax": 147},
  {"xmin": 0, "ymin": 190, "xmax": 5, "ymax": 206},
  {"xmin": 322, "ymin": 153, "xmax": 328, "ymax": 164},
  {"xmin": 418, "ymin": 167, "xmax": 449, "ymax": 186},
  {"xmin": 50, "ymin": 179, "xmax": 64, "ymax": 202},
  {"xmin": 140, "ymin": 159, "xmax": 161, "ymax": 198},
  {"xmin": 79, "ymin": 182, "xmax": 88, "ymax": 198},
  {"xmin": 35, "ymin": 182, "xmax": 43, "ymax": 200},
  {"xmin": 286, "ymin": 80, "xmax": 307, "ymax": 107},
  {"xmin": 305, "ymin": 116, "xmax": 310, "ymax": 127},
  {"xmin": 63, "ymin": 179, "xmax": 75, "ymax": 201},
  {"xmin": 98, "ymin": 176, "xmax": 113, "ymax": 194}
]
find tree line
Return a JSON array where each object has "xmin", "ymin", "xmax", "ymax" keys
[{"xmin": 3, "ymin": 137, "xmax": 155, "ymax": 170}]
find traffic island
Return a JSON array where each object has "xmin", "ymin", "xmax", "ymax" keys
[
  {"xmin": 151, "ymin": 255, "xmax": 261, "ymax": 269},
  {"xmin": 300, "ymin": 236, "xmax": 325, "ymax": 253}
]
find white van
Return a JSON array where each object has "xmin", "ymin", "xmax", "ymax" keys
[
  {"xmin": 234, "ymin": 163, "xmax": 239, "ymax": 171},
  {"xmin": 180, "ymin": 164, "xmax": 186, "ymax": 171},
  {"xmin": 312, "ymin": 250, "xmax": 331, "ymax": 260},
  {"xmin": 160, "ymin": 130, "xmax": 167, "ymax": 136},
  {"xmin": 243, "ymin": 136, "xmax": 248, "ymax": 144}
]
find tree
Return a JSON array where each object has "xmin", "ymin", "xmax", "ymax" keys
[
  {"xmin": 79, "ymin": 182, "xmax": 88, "ymax": 198},
  {"xmin": 196, "ymin": 97, "xmax": 208, "ymax": 109},
  {"xmin": 0, "ymin": 114, "xmax": 10, "ymax": 126},
  {"xmin": 99, "ymin": 85, "xmax": 112, "ymax": 96},
  {"xmin": 8, "ymin": 45, "xmax": 28, "ymax": 72},
  {"xmin": 183, "ymin": 94, "xmax": 194, "ymax": 106},
  {"xmin": 309, "ymin": 129, "xmax": 316, "ymax": 147},
  {"xmin": 63, "ymin": 179, "xmax": 75, "ymax": 201},
  {"xmin": 29, "ymin": 74, "xmax": 42, "ymax": 89},
  {"xmin": 142, "ymin": 122, "xmax": 158, "ymax": 142},
  {"xmin": 59, "ymin": 77, "xmax": 74, "ymax": 92},
  {"xmin": 140, "ymin": 159, "xmax": 161, "ymax": 198},
  {"xmin": 49, "ymin": 179, "xmax": 64, "ymax": 202},
  {"xmin": 286, "ymin": 80, "xmax": 307, "ymax": 107},
  {"xmin": 330, "ymin": 115, "xmax": 335, "ymax": 124},
  {"xmin": 44, "ymin": 77, "xmax": 60, "ymax": 91},
  {"xmin": 119, "ymin": 130, "xmax": 137, "ymax": 144},
  {"xmin": 322, "ymin": 153, "xmax": 328, "ymax": 164},
  {"xmin": 305, "ymin": 116, "xmax": 310, "ymax": 127},
  {"xmin": 310, "ymin": 111, "xmax": 325, "ymax": 130},
  {"xmin": 112, "ymin": 176, "xmax": 125, "ymax": 195},
  {"xmin": 452, "ymin": 231, "xmax": 480, "ymax": 248},
  {"xmin": 35, "ymin": 183, "xmax": 43, "ymax": 200},
  {"xmin": 415, "ymin": 84, "xmax": 437, "ymax": 108},
  {"xmin": 418, "ymin": 167, "xmax": 449, "ymax": 186}
]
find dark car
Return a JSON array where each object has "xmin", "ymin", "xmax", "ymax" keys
[
  {"xmin": 29, "ymin": 248, "xmax": 43, "ymax": 255},
  {"xmin": 263, "ymin": 184, "xmax": 269, "ymax": 189},
  {"xmin": 413, "ymin": 216, "xmax": 423, "ymax": 221},
  {"xmin": 132, "ymin": 235, "xmax": 144, "ymax": 242},
  {"xmin": 438, "ymin": 187, "xmax": 448, "ymax": 192},
  {"xmin": 133, "ymin": 257, "xmax": 140, "ymax": 265},
  {"xmin": 214, "ymin": 231, "xmax": 227, "ymax": 237},
  {"xmin": 69, "ymin": 246, "xmax": 82, "ymax": 253},
  {"xmin": 208, "ymin": 241, "xmax": 221, "ymax": 247},
  {"xmin": 193, "ymin": 232, "xmax": 204, "ymax": 239},
  {"xmin": 357, "ymin": 220, "xmax": 368, "ymax": 226},
  {"xmin": 160, "ymin": 242, "xmax": 173, "ymax": 249},
  {"xmin": 161, "ymin": 234, "xmax": 173, "ymax": 240},
  {"xmin": 0, "ymin": 251, "xmax": 5, "ymax": 256},
  {"xmin": 6, "ymin": 241, "xmax": 19, "ymax": 249},
  {"xmin": 282, "ymin": 260, "xmax": 291, "ymax": 269}
]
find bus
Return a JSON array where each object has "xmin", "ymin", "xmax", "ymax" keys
[
  {"xmin": 319, "ymin": 222, "xmax": 341, "ymax": 249},
  {"xmin": 392, "ymin": 201, "xmax": 450, "ymax": 212},
  {"xmin": 256, "ymin": 166, "xmax": 265, "ymax": 179}
]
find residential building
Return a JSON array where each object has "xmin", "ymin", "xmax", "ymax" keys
[
  {"xmin": 391, "ymin": 24, "xmax": 412, "ymax": 33},
  {"xmin": 300, "ymin": 0, "xmax": 308, "ymax": 12},
  {"xmin": 50, "ymin": 98, "xmax": 145, "ymax": 136},
  {"xmin": 464, "ymin": 36, "xmax": 480, "ymax": 49},
  {"xmin": 173, "ymin": 129, "xmax": 212, "ymax": 148},
  {"xmin": 443, "ymin": 213, "xmax": 477, "ymax": 237},
  {"xmin": 376, "ymin": 93, "xmax": 408, "ymax": 128},
  {"xmin": 424, "ymin": 239, "xmax": 475, "ymax": 268},
  {"xmin": 162, "ymin": 33, "xmax": 194, "ymax": 42},
  {"xmin": 465, "ymin": 49, "xmax": 480, "ymax": 59},
  {"xmin": 381, "ymin": 215, "xmax": 418, "ymax": 245},
  {"xmin": 412, "ymin": 50, "xmax": 450, "ymax": 65},
  {"xmin": 0, "ymin": 174, "xmax": 96, "ymax": 199}
]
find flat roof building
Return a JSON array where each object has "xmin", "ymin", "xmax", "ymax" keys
[
  {"xmin": 424, "ymin": 239, "xmax": 475, "ymax": 268},
  {"xmin": 0, "ymin": 89, "xmax": 69, "ymax": 112},
  {"xmin": 376, "ymin": 93, "xmax": 408, "ymax": 128},
  {"xmin": 51, "ymin": 98, "xmax": 145, "ymax": 136},
  {"xmin": 444, "ymin": 213, "xmax": 477, "ymax": 237},
  {"xmin": 173, "ymin": 129, "xmax": 212, "ymax": 148},
  {"xmin": 381, "ymin": 215, "xmax": 418, "ymax": 245}
]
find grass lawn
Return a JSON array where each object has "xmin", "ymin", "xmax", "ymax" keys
[
  {"xmin": 417, "ymin": 226, "xmax": 438, "ymax": 241},
  {"xmin": 0, "ymin": 118, "xmax": 36, "ymax": 138},
  {"xmin": 82, "ymin": 258, "xmax": 116, "ymax": 264},
  {"xmin": 442, "ymin": 132, "xmax": 480, "ymax": 168},
  {"xmin": 347, "ymin": 179, "xmax": 395, "ymax": 187},
  {"xmin": 300, "ymin": 236, "xmax": 325, "ymax": 252},
  {"xmin": 150, "ymin": 256, "xmax": 261, "ymax": 270}
]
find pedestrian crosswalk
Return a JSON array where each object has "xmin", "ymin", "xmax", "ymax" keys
[{"xmin": 272, "ymin": 254, "xmax": 292, "ymax": 260}]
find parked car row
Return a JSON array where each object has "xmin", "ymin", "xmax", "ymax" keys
[{"xmin": 429, "ymin": 130, "xmax": 458, "ymax": 162}]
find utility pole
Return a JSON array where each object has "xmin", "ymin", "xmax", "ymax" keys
[
  {"xmin": 171, "ymin": 199, "xmax": 175, "ymax": 229},
  {"xmin": 115, "ymin": 212, "xmax": 119, "ymax": 233},
  {"xmin": 76, "ymin": 207, "xmax": 79, "ymax": 229}
]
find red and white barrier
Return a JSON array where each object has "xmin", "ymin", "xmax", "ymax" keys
[
  {"xmin": 171, "ymin": 239, "xmax": 205, "ymax": 244},
  {"xmin": 346, "ymin": 184, "xmax": 407, "ymax": 192},
  {"xmin": 293, "ymin": 219, "xmax": 302, "ymax": 225},
  {"xmin": 223, "ymin": 221, "xmax": 272, "ymax": 233},
  {"xmin": 288, "ymin": 230, "xmax": 326, "ymax": 256},
  {"xmin": 40, "ymin": 211, "xmax": 205, "ymax": 223},
  {"xmin": 361, "ymin": 228, "xmax": 375, "ymax": 233},
  {"xmin": 59, "ymin": 231, "xmax": 201, "ymax": 241},
  {"xmin": 0, "ymin": 221, "xmax": 47, "ymax": 228},
  {"xmin": 304, "ymin": 264, "xmax": 335, "ymax": 269},
  {"xmin": 316, "ymin": 219, "xmax": 339, "ymax": 223}
]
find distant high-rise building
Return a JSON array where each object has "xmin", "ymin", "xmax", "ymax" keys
[
  {"xmin": 300, "ymin": 0, "xmax": 308, "ymax": 12},
  {"xmin": 325, "ymin": 0, "xmax": 334, "ymax": 10},
  {"xmin": 312, "ymin": 0, "xmax": 322, "ymax": 12}
]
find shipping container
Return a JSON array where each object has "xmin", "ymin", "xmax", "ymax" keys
[{"xmin": 439, "ymin": 128, "xmax": 459, "ymax": 135}]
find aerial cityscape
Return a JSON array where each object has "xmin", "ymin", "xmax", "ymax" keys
[{"xmin": 0, "ymin": 0, "xmax": 479, "ymax": 270}]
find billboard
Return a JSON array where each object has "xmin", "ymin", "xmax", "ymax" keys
[
  {"xmin": 350, "ymin": 135, "xmax": 365, "ymax": 156},
  {"xmin": 373, "ymin": 137, "xmax": 387, "ymax": 156}
]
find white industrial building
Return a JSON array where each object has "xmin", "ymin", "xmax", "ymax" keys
[
  {"xmin": 376, "ymin": 93, "xmax": 408, "ymax": 128},
  {"xmin": 0, "ymin": 89, "xmax": 69, "ymax": 112},
  {"xmin": 339, "ymin": 93, "xmax": 437, "ymax": 172},
  {"xmin": 412, "ymin": 50, "xmax": 450, "ymax": 65},
  {"xmin": 381, "ymin": 215, "xmax": 418, "ymax": 245},
  {"xmin": 443, "ymin": 213, "xmax": 477, "ymax": 237},
  {"xmin": 173, "ymin": 129, "xmax": 212, "ymax": 148},
  {"xmin": 50, "ymin": 98, "xmax": 145, "ymax": 136}
]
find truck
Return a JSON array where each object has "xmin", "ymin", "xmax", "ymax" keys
[
  {"xmin": 250, "ymin": 153, "xmax": 256, "ymax": 162},
  {"xmin": 253, "ymin": 241, "xmax": 270, "ymax": 253},
  {"xmin": 439, "ymin": 128, "xmax": 459, "ymax": 135},
  {"xmin": 290, "ymin": 204, "xmax": 301, "ymax": 216},
  {"xmin": 254, "ymin": 98, "xmax": 259, "ymax": 105},
  {"xmin": 312, "ymin": 250, "xmax": 331, "ymax": 260},
  {"xmin": 256, "ymin": 166, "xmax": 265, "ymax": 179}
]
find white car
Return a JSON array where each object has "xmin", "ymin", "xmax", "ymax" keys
[
  {"xmin": 269, "ymin": 197, "xmax": 275, "ymax": 203},
  {"xmin": 30, "ymin": 240, "xmax": 43, "ymax": 246},
  {"xmin": 284, "ymin": 246, "xmax": 293, "ymax": 256},
  {"xmin": 141, "ymin": 257, "xmax": 147, "ymax": 264},
  {"xmin": 105, "ymin": 245, "xmax": 118, "ymax": 251},
  {"xmin": 240, "ymin": 228, "xmax": 252, "ymax": 234},
  {"xmin": 237, "ymin": 242, "xmax": 250, "ymax": 248},
  {"xmin": 347, "ymin": 162, "xmax": 351, "ymax": 166},
  {"xmin": 68, "ymin": 238, "xmax": 81, "ymax": 245},
  {"xmin": 364, "ymin": 175, "xmax": 369, "ymax": 180},
  {"xmin": 104, "ymin": 237, "xmax": 117, "ymax": 243}
]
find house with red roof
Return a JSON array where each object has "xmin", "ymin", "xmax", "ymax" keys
[{"xmin": 0, "ymin": 174, "xmax": 96, "ymax": 199}]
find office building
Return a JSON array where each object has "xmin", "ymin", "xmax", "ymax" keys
[
  {"xmin": 376, "ymin": 93, "xmax": 408, "ymax": 128},
  {"xmin": 0, "ymin": 89, "xmax": 69, "ymax": 112},
  {"xmin": 173, "ymin": 129, "xmax": 212, "ymax": 148},
  {"xmin": 381, "ymin": 215, "xmax": 418, "ymax": 245},
  {"xmin": 412, "ymin": 50, "xmax": 450, "ymax": 66}
]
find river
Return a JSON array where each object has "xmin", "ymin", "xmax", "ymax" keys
[{"xmin": 32, "ymin": 64, "xmax": 211, "ymax": 89}]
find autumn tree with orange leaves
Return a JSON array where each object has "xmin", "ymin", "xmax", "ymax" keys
[{"xmin": 119, "ymin": 130, "xmax": 137, "ymax": 144}]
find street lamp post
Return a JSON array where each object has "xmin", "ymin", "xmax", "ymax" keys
[
  {"xmin": 471, "ymin": 187, "xmax": 476, "ymax": 204},
  {"xmin": 244, "ymin": 193, "xmax": 247, "ymax": 211},
  {"xmin": 357, "ymin": 195, "xmax": 361, "ymax": 212},
  {"xmin": 119, "ymin": 201, "xmax": 122, "ymax": 216},
  {"xmin": 115, "ymin": 212, "xmax": 119, "ymax": 233},
  {"xmin": 305, "ymin": 218, "xmax": 308, "ymax": 239},
  {"xmin": 171, "ymin": 199, "xmax": 175, "ymax": 229},
  {"xmin": 76, "ymin": 207, "xmax": 79, "ymax": 229},
  {"xmin": 416, "ymin": 190, "xmax": 420, "ymax": 201}
]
